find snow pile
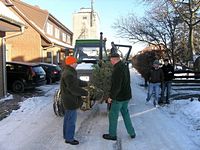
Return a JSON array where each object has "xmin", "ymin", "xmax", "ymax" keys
[
  {"xmin": 181, "ymin": 100, "xmax": 200, "ymax": 130},
  {"xmin": 10, "ymin": 96, "xmax": 50, "ymax": 117},
  {"xmin": 165, "ymin": 99, "xmax": 200, "ymax": 131},
  {"xmin": 0, "ymin": 93, "xmax": 13, "ymax": 102}
]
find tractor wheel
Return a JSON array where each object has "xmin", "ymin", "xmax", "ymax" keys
[{"xmin": 53, "ymin": 89, "xmax": 64, "ymax": 117}]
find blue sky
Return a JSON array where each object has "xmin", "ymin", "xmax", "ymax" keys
[{"xmin": 23, "ymin": 0, "xmax": 146, "ymax": 52}]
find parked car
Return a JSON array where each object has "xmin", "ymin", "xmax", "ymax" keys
[
  {"xmin": 6, "ymin": 61, "xmax": 46, "ymax": 93},
  {"xmin": 37, "ymin": 62, "xmax": 61, "ymax": 84},
  {"xmin": 174, "ymin": 64, "xmax": 193, "ymax": 71}
]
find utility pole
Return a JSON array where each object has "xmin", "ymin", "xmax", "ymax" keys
[{"xmin": 90, "ymin": 0, "xmax": 94, "ymax": 27}]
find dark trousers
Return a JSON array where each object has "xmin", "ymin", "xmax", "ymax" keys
[{"xmin": 161, "ymin": 81, "xmax": 172, "ymax": 103}]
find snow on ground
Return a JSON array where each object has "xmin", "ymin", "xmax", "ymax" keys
[
  {"xmin": 0, "ymin": 94, "xmax": 13, "ymax": 102},
  {"xmin": 0, "ymin": 68, "xmax": 200, "ymax": 150},
  {"xmin": 161, "ymin": 100, "xmax": 200, "ymax": 147},
  {"xmin": 127, "ymin": 69, "xmax": 200, "ymax": 150}
]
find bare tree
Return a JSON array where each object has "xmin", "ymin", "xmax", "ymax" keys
[
  {"xmin": 113, "ymin": 2, "xmax": 178, "ymax": 65},
  {"xmin": 145, "ymin": 0, "xmax": 200, "ymax": 61},
  {"xmin": 168, "ymin": 0, "xmax": 200, "ymax": 61}
]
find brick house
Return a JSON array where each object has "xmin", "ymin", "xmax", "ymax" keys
[
  {"xmin": 2, "ymin": 0, "xmax": 73, "ymax": 65},
  {"xmin": 0, "ymin": 0, "xmax": 25, "ymax": 98}
]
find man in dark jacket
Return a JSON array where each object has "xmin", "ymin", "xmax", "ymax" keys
[
  {"xmin": 160, "ymin": 59, "xmax": 174, "ymax": 104},
  {"xmin": 110, "ymin": 41, "xmax": 117, "ymax": 54},
  {"xmin": 103, "ymin": 53, "xmax": 136, "ymax": 141},
  {"xmin": 146, "ymin": 60, "xmax": 164, "ymax": 107},
  {"xmin": 60, "ymin": 56, "xmax": 88, "ymax": 145}
]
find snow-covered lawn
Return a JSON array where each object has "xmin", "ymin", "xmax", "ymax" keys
[{"xmin": 0, "ymin": 68, "xmax": 199, "ymax": 150}]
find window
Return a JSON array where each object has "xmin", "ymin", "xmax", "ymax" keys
[
  {"xmin": 55, "ymin": 28, "xmax": 60, "ymax": 39},
  {"xmin": 6, "ymin": 64, "xmax": 14, "ymax": 71},
  {"xmin": 62, "ymin": 33, "xmax": 66, "ymax": 42},
  {"xmin": 47, "ymin": 52, "xmax": 53, "ymax": 63},
  {"xmin": 47, "ymin": 52, "xmax": 52, "ymax": 58},
  {"xmin": 56, "ymin": 51, "xmax": 60, "ymax": 63},
  {"xmin": 83, "ymin": 16, "xmax": 87, "ymax": 20},
  {"xmin": 76, "ymin": 47, "xmax": 99, "ymax": 60},
  {"xmin": 17, "ymin": 65, "xmax": 27, "ymax": 72},
  {"xmin": 66, "ymin": 34, "xmax": 71, "ymax": 43},
  {"xmin": 46, "ymin": 23, "xmax": 53, "ymax": 35}
]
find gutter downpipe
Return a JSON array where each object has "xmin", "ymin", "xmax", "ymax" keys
[{"xmin": 2, "ymin": 26, "xmax": 25, "ymax": 97}]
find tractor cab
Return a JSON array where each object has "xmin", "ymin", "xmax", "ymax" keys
[
  {"xmin": 74, "ymin": 32, "xmax": 107, "ymax": 82},
  {"xmin": 74, "ymin": 40, "xmax": 107, "ymax": 64}
]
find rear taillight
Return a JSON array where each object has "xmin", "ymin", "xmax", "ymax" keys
[{"xmin": 52, "ymin": 70, "xmax": 58, "ymax": 74}]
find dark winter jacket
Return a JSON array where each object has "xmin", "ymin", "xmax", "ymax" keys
[
  {"xmin": 60, "ymin": 65, "xmax": 88, "ymax": 110},
  {"xmin": 148, "ymin": 67, "xmax": 164, "ymax": 83},
  {"xmin": 161, "ymin": 64, "xmax": 174, "ymax": 81},
  {"xmin": 110, "ymin": 46, "xmax": 117, "ymax": 54},
  {"xmin": 109, "ymin": 61, "xmax": 132, "ymax": 101}
]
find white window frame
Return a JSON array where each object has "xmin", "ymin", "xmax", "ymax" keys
[
  {"xmin": 66, "ymin": 34, "xmax": 70, "ymax": 43},
  {"xmin": 62, "ymin": 33, "xmax": 66, "ymax": 42},
  {"xmin": 55, "ymin": 28, "xmax": 60, "ymax": 39},
  {"xmin": 46, "ymin": 22, "xmax": 53, "ymax": 35}
]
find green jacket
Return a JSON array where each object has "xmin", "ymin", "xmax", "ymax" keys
[
  {"xmin": 109, "ymin": 61, "xmax": 132, "ymax": 101},
  {"xmin": 60, "ymin": 65, "xmax": 88, "ymax": 110}
]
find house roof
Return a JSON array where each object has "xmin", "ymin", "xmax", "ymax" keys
[
  {"xmin": 0, "ymin": 1, "xmax": 25, "ymax": 31},
  {"xmin": 12, "ymin": 0, "xmax": 49, "ymax": 30},
  {"xmin": 9, "ymin": 0, "xmax": 73, "ymax": 48}
]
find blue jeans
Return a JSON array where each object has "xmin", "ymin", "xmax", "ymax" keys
[
  {"xmin": 63, "ymin": 109, "xmax": 77, "ymax": 141},
  {"xmin": 109, "ymin": 100, "xmax": 135, "ymax": 137},
  {"xmin": 161, "ymin": 81, "xmax": 172, "ymax": 102},
  {"xmin": 146, "ymin": 83, "xmax": 161, "ymax": 105}
]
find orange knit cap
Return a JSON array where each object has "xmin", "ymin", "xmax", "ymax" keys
[{"xmin": 65, "ymin": 56, "xmax": 77, "ymax": 65}]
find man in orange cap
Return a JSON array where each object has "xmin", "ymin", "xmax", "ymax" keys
[{"xmin": 60, "ymin": 56, "xmax": 88, "ymax": 145}]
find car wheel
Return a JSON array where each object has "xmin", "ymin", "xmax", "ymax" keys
[
  {"xmin": 52, "ymin": 79, "xmax": 56, "ymax": 83},
  {"xmin": 12, "ymin": 80, "xmax": 25, "ymax": 93}
]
